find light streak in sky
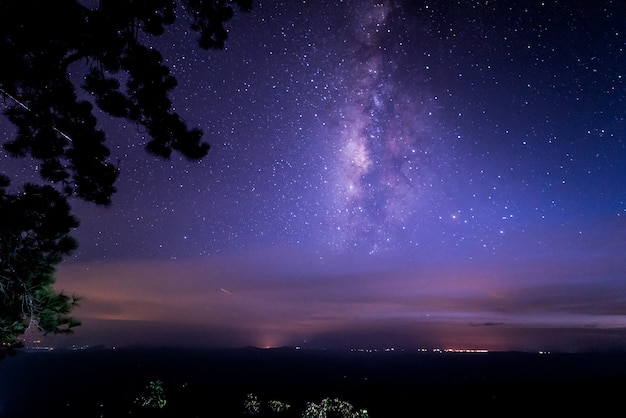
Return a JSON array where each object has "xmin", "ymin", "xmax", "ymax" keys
[{"xmin": 0, "ymin": 87, "xmax": 74, "ymax": 142}]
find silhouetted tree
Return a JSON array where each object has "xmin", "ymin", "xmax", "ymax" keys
[
  {"xmin": 0, "ymin": 0, "xmax": 253, "ymax": 353},
  {"xmin": 0, "ymin": 175, "xmax": 80, "ymax": 355}
]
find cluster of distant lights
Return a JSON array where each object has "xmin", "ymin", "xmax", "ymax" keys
[
  {"xmin": 24, "ymin": 340, "xmax": 123, "ymax": 351},
  {"xmin": 349, "ymin": 347, "xmax": 489, "ymax": 353},
  {"xmin": 24, "ymin": 341, "xmax": 98, "ymax": 351},
  {"xmin": 346, "ymin": 347, "xmax": 553, "ymax": 354},
  {"xmin": 25, "ymin": 341, "xmax": 550, "ymax": 355}
]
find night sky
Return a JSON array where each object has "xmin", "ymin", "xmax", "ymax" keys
[{"xmin": 4, "ymin": 0, "xmax": 626, "ymax": 352}]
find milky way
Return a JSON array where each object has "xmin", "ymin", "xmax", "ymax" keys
[{"xmin": 330, "ymin": 1, "xmax": 429, "ymax": 252}]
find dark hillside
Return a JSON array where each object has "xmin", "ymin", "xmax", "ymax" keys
[{"xmin": 2, "ymin": 347, "xmax": 626, "ymax": 417}]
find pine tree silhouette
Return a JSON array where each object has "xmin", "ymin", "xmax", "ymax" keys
[{"xmin": 0, "ymin": 0, "xmax": 253, "ymax": 353}]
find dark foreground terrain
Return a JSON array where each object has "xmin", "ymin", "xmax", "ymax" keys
[{"xmin": 2, "ymin": 346, "xmax": 626, "ymax": 417}]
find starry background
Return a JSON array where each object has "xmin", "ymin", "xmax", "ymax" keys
[{"xmin": 4, "ymin": 0, "xmax": 626, "ymax": 352}]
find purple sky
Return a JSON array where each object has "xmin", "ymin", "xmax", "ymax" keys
[
  {"xmin": 51, "ymin": 229, "xmax": 626, "ymax": 351},
  {"xmin": 5, "ymin": 0, "xmax": 626, "ymax": 352}
]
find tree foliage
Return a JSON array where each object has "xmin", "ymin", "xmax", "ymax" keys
[
  {"xmin": 302, "ymin": 398, "xmax": 369, "ymax": 418},
  {"xmin": 244, "ymin": 393, "xmax": 292, "ymax": 415},
  {"xmin": 0, "ymin": 175, "xmax": 80, "ymax": 354},
  {"xmin": 134, "ymin": 379, "xmax": 167, "ymax": 409},
  {"xmin": 243, "ymin": 393, "xmax": 367, "ymax": 417},
  {"xmin": 0, "ymin": 0, "xmax": 252, "ymax": 353}
]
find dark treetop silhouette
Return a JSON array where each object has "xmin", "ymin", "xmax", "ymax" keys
[{"xmin": 0, "ymin": 0, "xmax": 252, "ymax": 356}]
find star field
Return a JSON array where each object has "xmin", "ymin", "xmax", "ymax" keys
[
  {"xmin": 101, "ymin": 0, "xmax": 625, "ymax": 261},
  {"xmin": 4, "ymin": 0, "xmax": 626, "ymax": 351}
]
